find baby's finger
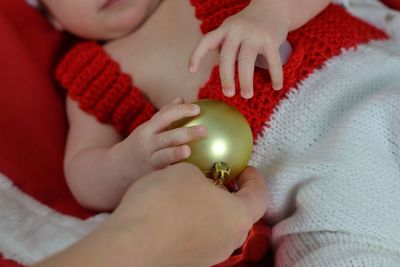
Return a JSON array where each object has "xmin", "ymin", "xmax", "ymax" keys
[
  {"xmin": 150, "ymin": 145, "xmax": 191, "ymax": 169},
  {"xmin": 152, "ymin": 125, "xmax": 207, "ymax": 151},
  {"xmin": 189, "ymin": 29, "xmax": 224, "ymax": 73},
  {"xmin": 161, "ymin": 97, "xmax": 184, "ymax": 110},
  {"xmin": 263, "ymin": 45, "xmax": 283, "ymax": 90},
  {"xmin": 150, "ymin": 103, "xmax": 200, "ymax": 133},
  {"xmin": 238, "ymin": 43, "xmax": 258, "ymax": 99},
  {"xmin": 170, "ymin": 97, "xmax": 184, "ymax": 105},
  {"xmin": 219, "ymin": 36, "xmax": 241, "ymax": 97},
  {"xmin": 160, "ymin": 97, "xmax": 185, "ymax": 112}
]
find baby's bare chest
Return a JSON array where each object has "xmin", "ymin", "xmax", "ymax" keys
[
  {"xmin": 107, "ymin": 1, "xmax": 218, "ymax": 109},
  {"xmin": 134, "ymin": 26, "xmax": 217, "ymax": 109}
]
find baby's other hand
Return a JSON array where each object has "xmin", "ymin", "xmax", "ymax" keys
[
  {"xmin": 114, "ymin": 97, "xmax": 207, "ymax": 181},
  {"xmin": 189, "ymin": 3, "xmax": 290, "ymax": 98}
]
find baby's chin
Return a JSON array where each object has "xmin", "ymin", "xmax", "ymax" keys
[
  {"xmin": 64, "ymin": 26, "xmax": 130, "ymax": 41},
  {"xmin": 97, "ymin": 27, "xmax": 136, "ymax": 40},
  {"xmin": 100, "ymin": 23, "xmax": 141, "ymax": 40},
  {"xmin": 98, "ymin": 11, "xmax": 148, "ymax": 40},
  {"xmin": 72, "ymin": 17, "xmax": 142, "ymax": 41},
  {"xmin": 91, "ymin": 0, "xmax": 159, "ymax": 40},
  {"xmin": 62, "ymin": 0, "xmax": 156, "ymax": 40}
]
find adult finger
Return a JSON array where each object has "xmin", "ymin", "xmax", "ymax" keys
[
  {"xmin": 234, "ymin": 166, "xmax": 268, "ymax": 223},
  {"xmin": 189, "ymin": 29, "xmax": 224, "ymax": 73},
  {"xmin": 238, "ymin": 42, "xmax": 258, "ymax": 99}
]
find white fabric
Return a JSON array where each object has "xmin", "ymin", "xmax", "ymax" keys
[
  {"xmin": 251, "ymin": 40, "xmax": 400, "ymax": 266},
  {"xmin": 0, "ymin": 173, "xmax": 108, "ymax": 265},
  {"xmin": 250, "ymin": 2, "xmax": 400, "ymax": 265},
  {"xmin": 333, "ymin": 0, "xmax": 400, "ymax": 41}
]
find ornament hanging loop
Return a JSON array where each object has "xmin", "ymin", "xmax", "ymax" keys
[{"xmin": 211, "ymin": 162, "xmax": 231, "ymax": 186}]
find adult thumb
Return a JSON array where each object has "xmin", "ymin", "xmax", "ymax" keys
[{"xmin": 234, "ymin": 166, "xmax": 268, "ymax": 223}]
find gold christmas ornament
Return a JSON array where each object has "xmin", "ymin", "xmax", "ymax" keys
[{"xmin": 171, "ymin": 99, "xmax": 253, "ymax": 185}]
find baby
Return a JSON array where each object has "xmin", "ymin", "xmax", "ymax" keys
[
  {"xmin": 42, "ymin": 0, "xmax": 330, "ymax": 210},
  {"xmin": 44, "ymin": 0, "xmax": 400, "ymax": 266}
]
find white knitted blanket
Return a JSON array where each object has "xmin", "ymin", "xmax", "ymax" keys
[
  {"xmin": 2, "ymin": 0, "xmax": 400, "ymax": 265},
  {"xmin": 250, "ymin": 1, "xmax": 400, "ymax": 265},
  {"xmin": 252, "ymin": 39, "xmax": 400, "ymax": 266}
]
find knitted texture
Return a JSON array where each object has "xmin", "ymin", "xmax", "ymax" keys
[
  {"xmin": 249, "ymin": 40, "xmax": 400, "ymax": 266},
  {"xmin": 55, "ymin": 2, "xmax": 391, "ymax": 267},
  {"xmin": 198, "ymin": 4, "xmax": 388, "ymax": 140},
  {"xmin": 56, "ymin": 4, "xmax": 387, "ymax": 140},
  {"xmin": 335, "ymin": 0, "xmax": 400, "ymax": 42},
  {"xmin": 56, "ymin": 42, "xmax": 156, "ymax": 136},
  {"xmin": 0, "ymin": 0, "xmax": 398, "ymax": 266},
  {"xmin": 190, "ymin": 0, "xmax": 251, "ymax": 34}
]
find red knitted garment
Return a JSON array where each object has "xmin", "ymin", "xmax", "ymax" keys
[
  {"xmin": 56, "ymin": 43, "xmax": 157, "ymax": 135},
  {"xmin": 197, "ymin": 4, "xmax": 388, "ymax": 140},
  {"xmin": 56, "ymin": 3, "xmax": 387, "ymax": 139},
  {"xmin": 55, "ymin": 3, "xmax": 387, "ymax": 266}
]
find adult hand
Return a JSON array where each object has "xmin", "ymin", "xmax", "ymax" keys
[
  {"xmin": 114, "ymin": 163, "xmax": 268, "ymax": 267},
  {"xmin": 35, "ymin": 163, "xmax": 267, "ymax": 267}
]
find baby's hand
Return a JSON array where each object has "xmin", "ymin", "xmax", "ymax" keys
[
  {"xmin": 114, "ymin": 97, "xmax": 207, "ymax": 182},
  {"xmin": 189, "ymin": 3, "xmax": 290, "ymax": 98}
]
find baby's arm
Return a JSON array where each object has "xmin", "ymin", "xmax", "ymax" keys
[
  {"xmin": 189, "ymin": 0, "xmax": 330, "ymax": 97},
  {"xmin": 64, "ymin": 97, "xmax": 207, "ymax": 211}
]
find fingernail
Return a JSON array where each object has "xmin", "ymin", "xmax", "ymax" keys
[
  {"xmin": 196, "ymin": 125, "xmax": 208, "ymax": 135},
  {"xmin": 242, "ymin": 90, "xmax": 253, "ymax": 99},
  {"xmin": 180, "ymin": 146, "xmax": 191, "ymax": 158},
  {"xmin": 224, "ymin": 88, "xmax": 235, "ymax": 97},
  {"xmin": 173, "ymin": 97, "xmax": 182, "ymax": 104},
  {"xmin": 273, "ymin": 83, "xmax": 283, "ymax": 91},
  {"xmin": 191, "ymin": 104, "xmax": 200, "ymax": 113}
]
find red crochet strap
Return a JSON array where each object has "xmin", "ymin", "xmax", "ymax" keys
[
  {"xmin": 190, "ymin": 0, "xmax": 251, "ymax": 34},
  {"xmin": 199, "ymin": 4, "xmax": 388, "ymax": 140},
  {"xmin": 56, "ymin": 42, "xmax": 156, "ymax": 136}
]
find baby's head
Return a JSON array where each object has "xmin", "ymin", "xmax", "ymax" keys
[{"xmin": 40, "ymin": 0, "xmax": 161, "ymax": 40}]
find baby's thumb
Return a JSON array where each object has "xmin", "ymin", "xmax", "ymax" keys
[{"xmin": 234, "ymin": 166, "xmax": 268, "ymax": 223}]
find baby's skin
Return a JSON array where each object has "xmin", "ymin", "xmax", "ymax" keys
[{"xmin": 43, "ymin": 0, "xmax": 330, "ymax": 210}]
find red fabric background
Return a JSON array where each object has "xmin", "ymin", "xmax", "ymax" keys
[
  {"xmin": 0, "ymin": 0, "xmax": 92, "ymax": 218},
  {"xmin": 0, "ymin": 0, "xmax": 91, "ymax": 265}
]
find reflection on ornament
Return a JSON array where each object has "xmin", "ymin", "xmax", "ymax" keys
[{"xmin": 170, "ymin": 99, "xmax": 253, "ymax": 185}]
